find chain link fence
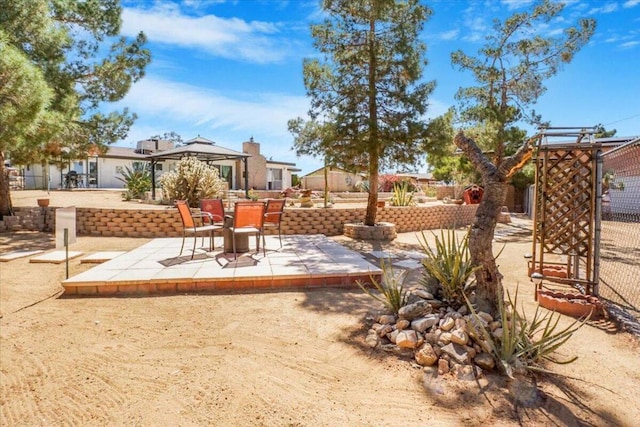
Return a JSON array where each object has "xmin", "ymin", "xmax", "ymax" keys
[{"xmin": 599, "ymin": 138, "xmax": 640, "ymax": 325}]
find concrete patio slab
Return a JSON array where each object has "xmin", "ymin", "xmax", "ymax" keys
[{"xmin": 61, "ymin": 235, "xmax": 382, "ymax": 296}]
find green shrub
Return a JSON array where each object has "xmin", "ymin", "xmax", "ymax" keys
[
  {"xmin": 465, "ymin": 288, "xmax": 587, "ymax": 378},
  {"xmin": 159, "ymin": 156, "xmax": 226, "ymax": 207},
  {"xmin": 357, "ymin": 259, "xmax": 408, "ymax": 314},
  {"xmin": 116, "ymin": 163, "xmax": 152, "ymax": 199},
  {"xmin": 419, "ymin": 227, "xmax": 479, "ymax": 306}
]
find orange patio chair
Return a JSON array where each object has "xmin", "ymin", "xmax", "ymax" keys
[
  {"xmin": 262, "ymin": 198, "xmax": 286, "ymax": 249},
  {"xmin": 175, "ymin": 200, "xmax": 222, "ymax": 259},
  {"xmin": 226, "ymin": 201, "xmax": 265, "ymax": 259}
]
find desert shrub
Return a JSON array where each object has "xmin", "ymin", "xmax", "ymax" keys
[
  {"xmin": 357, "ymin": 259, "xmax": 408, "ymax": 314},
  {"xmin": 465, "ymin": 288, "xmax": 587, "ymax": 378},
  {"xmin": 159, "ymin": 156, "xmax": 226, "ymax": 207},
  {"xmin": 116, "ymin": 163, "xmax": 152, "ymax": 200},
  {"xmin": 419, "ymin": 227, "xmax": 479, "ymax": 306},
  {"xmin": 390, "ymin": 181, "xmax": 416, "ymax": 206}
]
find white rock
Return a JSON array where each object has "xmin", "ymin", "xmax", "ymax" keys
[
  {"xmin": 396, "ymin": 330, "xmax": 419, "ymax": 349},
  {"xmin": 477, "ymin": 311, "xmax": 493, "ymax": 323},
  {"xmin": 440, "ymin": 342, "xmax": 469, "ymax": 365},
  {"xmin": 457, "ymin": 305, "xmax": 469, "ymax": 315},
  {"xmin": 492, "ymin": 328, "xmax": 503, "ymax": 340},
  {"xmin": 411, "ymin": 316, "xmax": 437, "ymax": 333},
  {"xmin": 489, "ymin": 320, "xmax": 502, "ymax": 331},
  {"xmin": 387, "ymin": 329, "xmax": 399, "ymax": 344},
  {"xmin": 414, "ymin": 343, "xmax": 438, "ymax": 366},
  {"xmin": 413, "ymin": 289, "xmax": 434, "ymax": 300},
  {"xmin": 365, "ymin": 331, "xmax": 379, "ymax": 348},
  {"xmin": 395, "ymin": 319, "xmax": 410, "ymax": 330},
  {"xmin": 450, "ymin": 328, "xmax": 469, "ymax": 346},
  {"xmin": 438, "ymin": 332, "xmax": 452, "ymax": 345},
  {"xmin": 376, "ymin": 324, "xmax": 393, "ymax": 338},
  {"xmin": 378, "ymin": 314, "xmax": 396, "ymax": 324},
  {"xmin": 440, "ymin": 317, "xmax": 455, "ymax": 331},
  {"xmin": 455, "ymin": 318, "xmax": 467, "ymax": 330},
  {"xmin": 438, "ymin": 358, "xmax": 450, "ymax": 375}
]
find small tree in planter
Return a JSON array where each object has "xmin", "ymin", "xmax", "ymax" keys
[{"xmin": 160, "ymin": 156, "xmax": 226, "ymax": 207}]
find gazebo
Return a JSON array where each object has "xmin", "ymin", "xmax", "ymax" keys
[{"xmin": 146, "ymin": 136, "xmax": 251, "ymax": 200}]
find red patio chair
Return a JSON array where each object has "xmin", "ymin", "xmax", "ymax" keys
[
  {"xmin": 262, "ymin": 198, "xmax": 286, "ymax": 249},
  {"xmin": 226, "ymin": 201, "xmax": 265, "ymax": 259},
  {"xmin": 175, "ymin": 200, "xmax": 222, "ymax": 259}
]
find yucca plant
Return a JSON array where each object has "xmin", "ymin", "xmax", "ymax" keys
[
  {"xmin": 390, "ymin": 181, "xmax": 415, "ymax": 206},
  {"xmin": 419, "ymin": 227, "xmax": 479, "ymax": 305},
  {"xmin": 116, "ymin": 163, "xmax": 152, "ymax": 199},
  {"xmin": 357, "ymin": 259, "xmax": 408, "ymax": 315},
  {"xmin": 465, "ymin": 288, "xmax": 587, "ymax": 378}
]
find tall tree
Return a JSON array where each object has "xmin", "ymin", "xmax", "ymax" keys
[
  {"xmin": 0, "ymin": 0, "xmax": 150, "ymax": 216},
  {"xmin": 451, "ymin": 0, "xmax": 595, "ymax": 314},
  {"xmin": 289, "ymin": 0, "xmax": 435, "ymax": 226}
]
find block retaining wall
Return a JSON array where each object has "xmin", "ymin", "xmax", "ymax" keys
[{"xmin": 2, "ymin": 204, "xmax": 479, "ymax": 237}]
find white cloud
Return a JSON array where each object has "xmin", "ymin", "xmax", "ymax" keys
[
  {"xmin": 623, "ymin": 0, "xmax": 640, "ymax": 7},
  {"xmin": 588, "ymin": 3, "xmax": 619, "ymax": 14},
  {"xmin": 620, "ymin": 40, "xmax": 640, "ymax": 49},
  {"xmin": 438, "ymin": 29, "xmax": 459, "ymax": 41},
  {"xmin": 121, "ymin": 5, "xmax": 294, "ymax": 63},
  {"xmin": 117, "ymin": 76, "xmax": 309, "ymax": 139}
]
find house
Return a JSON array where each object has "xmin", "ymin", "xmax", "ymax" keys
[
  {"xmin": 301, "ymin": 166, "xmax": 362, "ymax": 192},
  {"xmin": 20, "ymin": 136, "xmax": 299, "ymax": 192}
]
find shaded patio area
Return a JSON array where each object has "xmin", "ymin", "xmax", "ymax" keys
[{"xmin": 62, "ymin": 235, "xmax": 382, "ymax": 296}]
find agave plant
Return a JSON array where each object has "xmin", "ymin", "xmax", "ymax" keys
[
  {"xmin": 419, "ymin": 227, "xmax": 478, "ymax": 305},
  {"xmin": 357, "ymin": 258, "xmax": 408, "ymax": 314},
  {"xmin": 116, "ymin": 163, "xmax": 152, "ymax": 200},
  {"xmin": 390, "ymin": 181, "xmax": 415, "ymax": 206},
  {"xmin": 465, "ymin": 288, "xmax": 588, "ymax": 378}
]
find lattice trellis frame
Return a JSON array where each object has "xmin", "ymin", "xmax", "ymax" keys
[{"xmin": 530, "ymin": 143, "xmax": 602, "ymax": 296}]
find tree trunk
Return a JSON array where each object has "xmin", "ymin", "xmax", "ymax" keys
[
  {"xmin": 454, "ymin": 130, "xmax": 534, "ymax": 317},
  {"xmin": 0, "ymin": 152, "xmax": 14, "ymax": 218},
  {"xmin": 365, "ymin": 152, "xmax": 379, "ymax": 226},
  {"xmin": 469, "ymin": 176, "xmax": 507, "ymax": 315}
]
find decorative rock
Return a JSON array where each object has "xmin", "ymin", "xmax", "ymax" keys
[
  {"xmin": 387, "ymin": 329, "xmax": 399, "ymax": 344},
  {"xmin": 455, "ymin": 365, "xmax": 481, "ymax": 381},
  {"xmin": 489, "ymin": 320, "xmax": 502, "ymax": 331},
  {"xmin": 464, "ymin": 345, "xmax": 477, "ymax": 360},
  {"xmin": 438, "ymin": 332, "xmax": 452, "ymax": 345},
  {"xmin": 440, "ymin": 342, "xmax": 469, "ymax": 365},
  {"xmin": 414, "ymin": 343, "xmax": 438, "ymax": 366},
  {"xmin": 477, "ymin": 311, "xmax": 493, "ymax": 323},
  {"xmin": 474, "ymin": 352, "xmax": 495, "ymax": 370},
  {"xmin": 457, "ymin": 305, "xmax": 468, "ymax": 315},
  {"xmin": 411, "ymin": 316, "xmax": 437, "ymax": 333},
  {"xmin": 365, "ymin": 331, "xmax": 379, "ymax": 348},
  {"xmin": 440, "ymin": 317, "xmax": 455, "ymax": 331},
  {"xmin": 398, "ymin": 300, "xmax": 432, "ymax": 321},
  {"xmin": 378, "ymin": 314, "xmax": 396, "ymax": 325},
  {"xmin": 424, "ymin": 332, "xmax": 438, "ymax": 344},
  {"xmin": 376, "ymin": 324, "xmax": 393, "ymax": 337},
  {"xmin": 450, "ymin": 328, "xmax": 469, "ymax": 346},
  {"xmin": 455, "ymin": 318, "xmax": 467, "ymax": 329},
  {"xmin": 396, "ymin": 319, "xmax": 410, "ymax": 330},
  {"xmin": 492, "ymin": 328, "xmax": 503, "ymax": 340},
  {"xmin": 427, "ymin": 299, "xmax": 444, "ymax": 309},
  {"xmin": 413, "ymin": 289, "xmax": 434, "ymax": 300},
  {"xmin": 396, "ymin": 330, "xmax": 419, "ymax": 349},
  {"xmin": 438, "ymin": 358, "xmax": 450, "ymax": 375}
]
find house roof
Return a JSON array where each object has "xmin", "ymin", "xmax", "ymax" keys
[
  {"xmin": 103, "ymin": 146, "xmax": 148, "ymax": 160},
  {"xmin": 146, "ymin": 137, "xmax": 250, "ymax": 162},
  {"xmin": 302, "ymin": 165, "xmax": 358, "ymax": 177}
]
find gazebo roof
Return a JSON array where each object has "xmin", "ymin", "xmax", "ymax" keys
[{"xmin": 146, "ymin": 136, "xmax": 250, "ymax": 162}]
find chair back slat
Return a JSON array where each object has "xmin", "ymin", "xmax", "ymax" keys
[
  {"xmin": 200, "ymin": 199, "xmax": 225, "ymax": 223},
  {"xmin": 264, "ymin": 199, "xmax": 285, "ymax": 225},
  {"xmin": 234, "ymin": 202, "xmax": 265, "ymax": 229},
  {"xmin": 176, "ymin": 200, "xmax": 195, "ymax": 228}
]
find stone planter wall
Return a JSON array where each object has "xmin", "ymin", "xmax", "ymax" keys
[{"xmin": 1, "ymin": 204, "xmax": 479, "ymax": 237}]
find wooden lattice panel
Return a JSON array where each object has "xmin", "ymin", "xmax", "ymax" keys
[{"xmin": 532, "ymin": 144, "xmax": 600, "ymax": 292}]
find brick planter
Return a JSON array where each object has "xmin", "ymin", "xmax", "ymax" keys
[
  {"xmin": 537, "ymin": 290, "xmax": 603, "ymax": 319},
  {"xmin": 343, "ymin": 221, "xmax": 397, "ymax": 241}
]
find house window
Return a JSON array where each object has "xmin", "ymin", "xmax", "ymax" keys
[{"xmin": 267, "ymin": 168, "xmax": 283, "ymax": 190}]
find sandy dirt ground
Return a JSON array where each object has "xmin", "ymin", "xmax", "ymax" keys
[{"xmin": 1, "ymin": 191, "xmax": 639, "ymax": 426}]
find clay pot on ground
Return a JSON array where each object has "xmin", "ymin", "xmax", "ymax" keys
[{"xmin": 37, "ymin": 198, "xmax": 50, "ymax": 208}]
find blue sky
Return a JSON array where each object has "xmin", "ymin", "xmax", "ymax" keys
[{"xmin": 115, "ymin": 0, "xmax": 640, "ymax": 175}]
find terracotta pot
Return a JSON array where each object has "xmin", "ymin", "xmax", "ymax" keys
[{"xmin": 37, "ymin": 198, "xmax": 50, "ymax": 208}]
